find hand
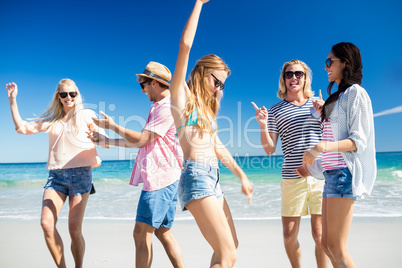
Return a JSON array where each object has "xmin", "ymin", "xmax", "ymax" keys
[
  {"xmin": 241, "ymin": 177, "xmax": 254, "ymax": 205},
  {"xmin": 303, "ymin": 144, "xmax": 323, "ymax": 167},
  {"xmin": 292, "ymin": 163, "xmax": 311, "ymax": 178},
  {"xmin": 86, "ymin": 130, "xmax": 109, "ymax": 148},
  {"xmin": 251, "ymin": 102, "xmax": 268, "ymax": 126},
  {"xmin": 87, "ymin": 123, "xmax": 96, "ymax": 132},
  {"xmin": 6, "ymin": 82, "xmax": 18, "ymax": 101},
  {"xmin": 92, "ymin": 111, "xmax": 114, "ymax": 129},
  {"xmin": 198, "ymin": 0, "xmax": 209, "ymax": 3},
  {"xmin": 312, "ymin": 90, "xmax": 325, "ymax": 115}
]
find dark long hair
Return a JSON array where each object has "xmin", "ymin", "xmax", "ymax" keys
[{"xmin": 321, "ymin": 42, "xmax": 363, "ymax": 121}]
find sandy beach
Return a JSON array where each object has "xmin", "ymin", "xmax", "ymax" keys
[{"xmin": 1, "ymin": 217, "xmax": 401, "ymax": 267}]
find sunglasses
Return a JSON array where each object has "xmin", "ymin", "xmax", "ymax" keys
[
  {"xmin": 284, "ymin": 71, "xmax": 305, "ymax": 79},
  {"xmin": 325, "ymin": 57, "xmax": 341, "ymax": 68},
  {"xmin": 59, "ymin": 92, "xmax": 77, "ymax": 98},
  {"xmin": 139, "ymin": 81, "xmax": 148, "ymax": 89},
  {"xmin": 211, "ymin": 73, "xmax": 225, "ymax": 90}
]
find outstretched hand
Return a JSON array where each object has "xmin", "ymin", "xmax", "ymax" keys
[
  {"xmin": 92, "ymin": 111, "xmax": 114, "ymax": 129},
  {"xmin": 251, "ymin": 102, "xmax": 268, "ymax": 126},
  {"xmin": 312, "ymin": 90, "xmax": 325, "ymax": 115},
  {"xmin": 6, "ymin": 82, "xmax": 18, "ymax": 101}
]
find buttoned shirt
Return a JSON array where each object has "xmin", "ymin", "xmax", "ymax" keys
[
  {"xmin": 129, "ymin": 96, "xmax": 183, "ymax": 191},
  {"xmin": 329, "ymin": 84, "xmax": 376, "ymax": 198}
]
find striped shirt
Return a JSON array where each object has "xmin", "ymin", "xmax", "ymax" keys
[
  {"xmin": 321, "ymin": 119, "xmax": 347, "ymax": 171},
  {"xmin": 268, "ymin": 98, "xmax": 322, "ymax": 179}
]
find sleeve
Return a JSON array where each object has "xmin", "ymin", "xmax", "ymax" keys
[
  {"xmin": 16, "ymin": 120, "xmax": 50, "ymax": 135},
  {"xmin": 144, "ymin": 105, "xmax": 173, "ymax": 137},
  {"xmin": 347, "ymin": 86, "xmax": 374, "ymax": 154},
  {"xmin": 267, "ymin": 107, "xmax": 278, "ymax": 134}
]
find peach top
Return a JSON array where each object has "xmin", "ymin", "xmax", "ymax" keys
[{"xmin": 16, "ymin": 109, "xmax": 103, "ymax": 170}]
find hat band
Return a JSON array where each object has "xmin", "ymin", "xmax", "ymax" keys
[{"xmin": 142, "ymin": 70, "xmax": 169, "ymax": 83}]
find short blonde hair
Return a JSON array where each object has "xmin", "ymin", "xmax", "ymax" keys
[{"xmin": 277, "ymin": 59, "xmax": 313, "ymax": 99}]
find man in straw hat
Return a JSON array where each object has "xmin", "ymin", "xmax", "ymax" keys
[{"xmin": 89, "ymin": 61, "xmax": 184, "ymax": 267}]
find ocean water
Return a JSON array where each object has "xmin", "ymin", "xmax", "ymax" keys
[{"xmin": 1, "ymin": 152, "xmax": 401, "ymax": 221}]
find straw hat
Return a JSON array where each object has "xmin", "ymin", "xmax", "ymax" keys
[{"xmin": 136, "ymin": 61, "xmax": 171, "ymax": 86}]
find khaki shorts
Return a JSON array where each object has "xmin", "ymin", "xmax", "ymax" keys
[{"xmin": 281, "ymin": 176, "xmax": 324, "ymax": 217}]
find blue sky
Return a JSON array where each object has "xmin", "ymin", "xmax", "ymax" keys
[{"xmin": 1, "ymin": 0, "xmax": 401, "ymax": 163}]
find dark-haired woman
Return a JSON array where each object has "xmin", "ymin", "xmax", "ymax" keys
[{"xmin": 303, "ymin": 42, "xmax": 376, "ymax": 268}]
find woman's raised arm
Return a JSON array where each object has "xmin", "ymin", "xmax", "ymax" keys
[
  {"xmin": 170, "ymin": 0, "xmax": 209, "ymax": 100},
  {"xmin": 6, "ymin": 82, "xmax": 24, "ymax": 130}
]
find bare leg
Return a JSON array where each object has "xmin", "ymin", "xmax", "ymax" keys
[
  {"xmin": 220, "ymin": 197, "xmax": 239, "ymax": 248},
  {"xmin": 133, "ymin": 221, "xmax": 155, "ymax": 268},
  {"xmin": 321, "ymin": 198, "xmax": 330, "ymax": 257},
  {"xmin": 210, "ymin": 197, "xmax": 239, "ymax": 266},
  {"xmin": 68, "ymin": 193, "xmax": 89, "ymax": 268},
  {"xmin": 282, "ymin": 216, "xmax": 301, "ymax": 268},
  {"xmin": 155, "ymin": 227, "xmax": 184, "ymax": 268},
  {"xmin": 41, "ymin": 189, "xmax": 67, "ymax": 268},
  {"xmin": 186, "ymin": 196, "xmax": 237, "ymax": 268},
  {"xmin": 325, "ymin": 198, "xmax": 356, "ymax": 268},
  {"xmin": 311, "ymin": 214, "xmax": 329, "ymax": 268}
]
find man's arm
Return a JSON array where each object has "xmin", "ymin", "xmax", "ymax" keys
[
  {"xmin": 260, "ymin": 126, "xmax": 279, "ymax": 156},
  {"xmin": 251, "ymin": 102, "xmax": 279, "ymax": 156},
  {"xmin": 88, "ymin": 129, "xmax": 159, "ymax": 148},
  {"xmin": 92, "ymin": 111, "xmax": 160, "ymax": 148},
  {"xmin": 109, "ymin": 126, "xmax": 160, "ymax": 148}
]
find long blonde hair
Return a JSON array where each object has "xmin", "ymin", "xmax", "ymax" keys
[
  {"xmin": 36, "ymin": 78, "xmax": 83, "ymax": 133},
  {"xmin": 277, "ymin": 59, "xmax": 313, "ymax": 99},
  {"xmin": 185, "ymin": 54, "xmax": 230, "ymax": 132}
]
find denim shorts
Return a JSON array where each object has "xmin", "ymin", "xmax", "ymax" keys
[
  {"xmin": 45, "ymin": 166, "xmax": 95, "ymax": 196},
  {"xmin": 178, "ymin": 160, "xmax": 223, "ymax": 211},
  {"xmin": 136, "ymin": 181, "xmax": 179, "ymax": 229},
  {"xmin": 323, "ymin": 168, "xmax": 356, "ymax": 200}
]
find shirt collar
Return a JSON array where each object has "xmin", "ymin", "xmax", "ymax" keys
[{"xmin": 154, "ymin": 95, "xmax": 171, "ymax": 106}]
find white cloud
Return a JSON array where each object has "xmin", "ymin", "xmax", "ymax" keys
[{"xmin": 374, "ymin": 106, "xmax": 402, "ymax": 117}]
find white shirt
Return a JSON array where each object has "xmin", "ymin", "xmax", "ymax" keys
[{"xmin": 329, "ymin": 84, "xmax": 376, "ymax": 199}]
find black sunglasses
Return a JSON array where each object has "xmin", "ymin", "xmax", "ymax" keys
[
  {"xmin": 284, "ymin": 71, "xmax": 305, "ymax": 79},
  {"xmin": 211, "ymin": 73, "xmax": 225, "ymax": 90},
  {"xmin": 325, "ymin": 57, "xmax": 341, "ymax": 68},
  {"xmin": 59, "ymin": 92, "xmax": 77, "ymax": 98},
  {"xmin": 139, "ymin": 81, "xmax": 148, "ymax": 89}
]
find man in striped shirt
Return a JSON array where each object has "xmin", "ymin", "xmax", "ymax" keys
[{"xmin": 253, "ymin": 59, "xmax": 328, "ymax": 267}]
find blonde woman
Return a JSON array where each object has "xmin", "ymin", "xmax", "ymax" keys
[
  {"xmin": 169, "ymin": 0, "xmax": 253, "ymax": 267},
  {"xmin": 6, "ymin": 79, "xmax": 103, "ymax": 268}
]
